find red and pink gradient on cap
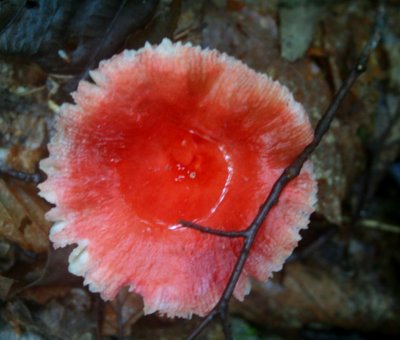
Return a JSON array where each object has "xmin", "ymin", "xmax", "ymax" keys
[{"xmin": 39, "ymin": 39, "xmax": 317, "ymax": 318}]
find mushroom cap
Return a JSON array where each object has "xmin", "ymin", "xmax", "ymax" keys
[{"xmin": 39, "ymin": 39, "xmax": 317, "ymax": 318}]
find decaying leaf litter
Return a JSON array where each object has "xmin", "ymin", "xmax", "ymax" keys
[{"xmin": 1, "ymin": 0, "xmax": 400, "ymax": 339}]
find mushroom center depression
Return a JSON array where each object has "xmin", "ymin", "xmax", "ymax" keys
[{"xmin": 117, "ymin": 120, "xmax": 232, "ymax": 227}]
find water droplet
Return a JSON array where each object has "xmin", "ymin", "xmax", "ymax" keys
[{"xmin": 168, "ymin": 224, "xmax": 184, "ymax": 231}]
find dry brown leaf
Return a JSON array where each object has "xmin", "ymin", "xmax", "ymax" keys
[
  {"xmin": 0, "ymin": 179, "xmax": 51, "ymax": 253},
  {"xmin": 231, "ymin": 259, "xmax": 399, "ymax": 333},
  {"xmin": 102, "ymin": 287, "xmax": 144, "ymax": 336}
]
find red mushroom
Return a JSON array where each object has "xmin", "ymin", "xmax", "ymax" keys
[{"xmin": 39, "ymin": 39, "xmax": 317, "ymax": 318}]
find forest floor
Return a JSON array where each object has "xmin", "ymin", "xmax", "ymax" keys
[{"xmin": 0, "ymin": 0, "xmax": 399, "ymax": 339}]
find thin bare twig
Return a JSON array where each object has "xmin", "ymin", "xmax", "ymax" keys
[
  {"xmin": 179, "ymin": 220, "xmax": 247, "ymax": 238},
  {"xmin": 360, "ymin": 219, "xmax": 400, "ymax": 233},
  {"xmin": 184, "ymin": 1, "xmax": 386, "ymax": 339},
  {"xmin": 0, "ymin": 165, "xmax": 44, "ymax": 183}
]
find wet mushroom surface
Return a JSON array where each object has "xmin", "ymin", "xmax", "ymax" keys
[{"xmin": 0, "ymin": 0, "xmax": 399, "ymax": 339}]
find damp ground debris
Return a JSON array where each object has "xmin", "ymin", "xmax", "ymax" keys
[{"xmin": 0, "ymin": 1, "xmax": 400, "ymax": 339}]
